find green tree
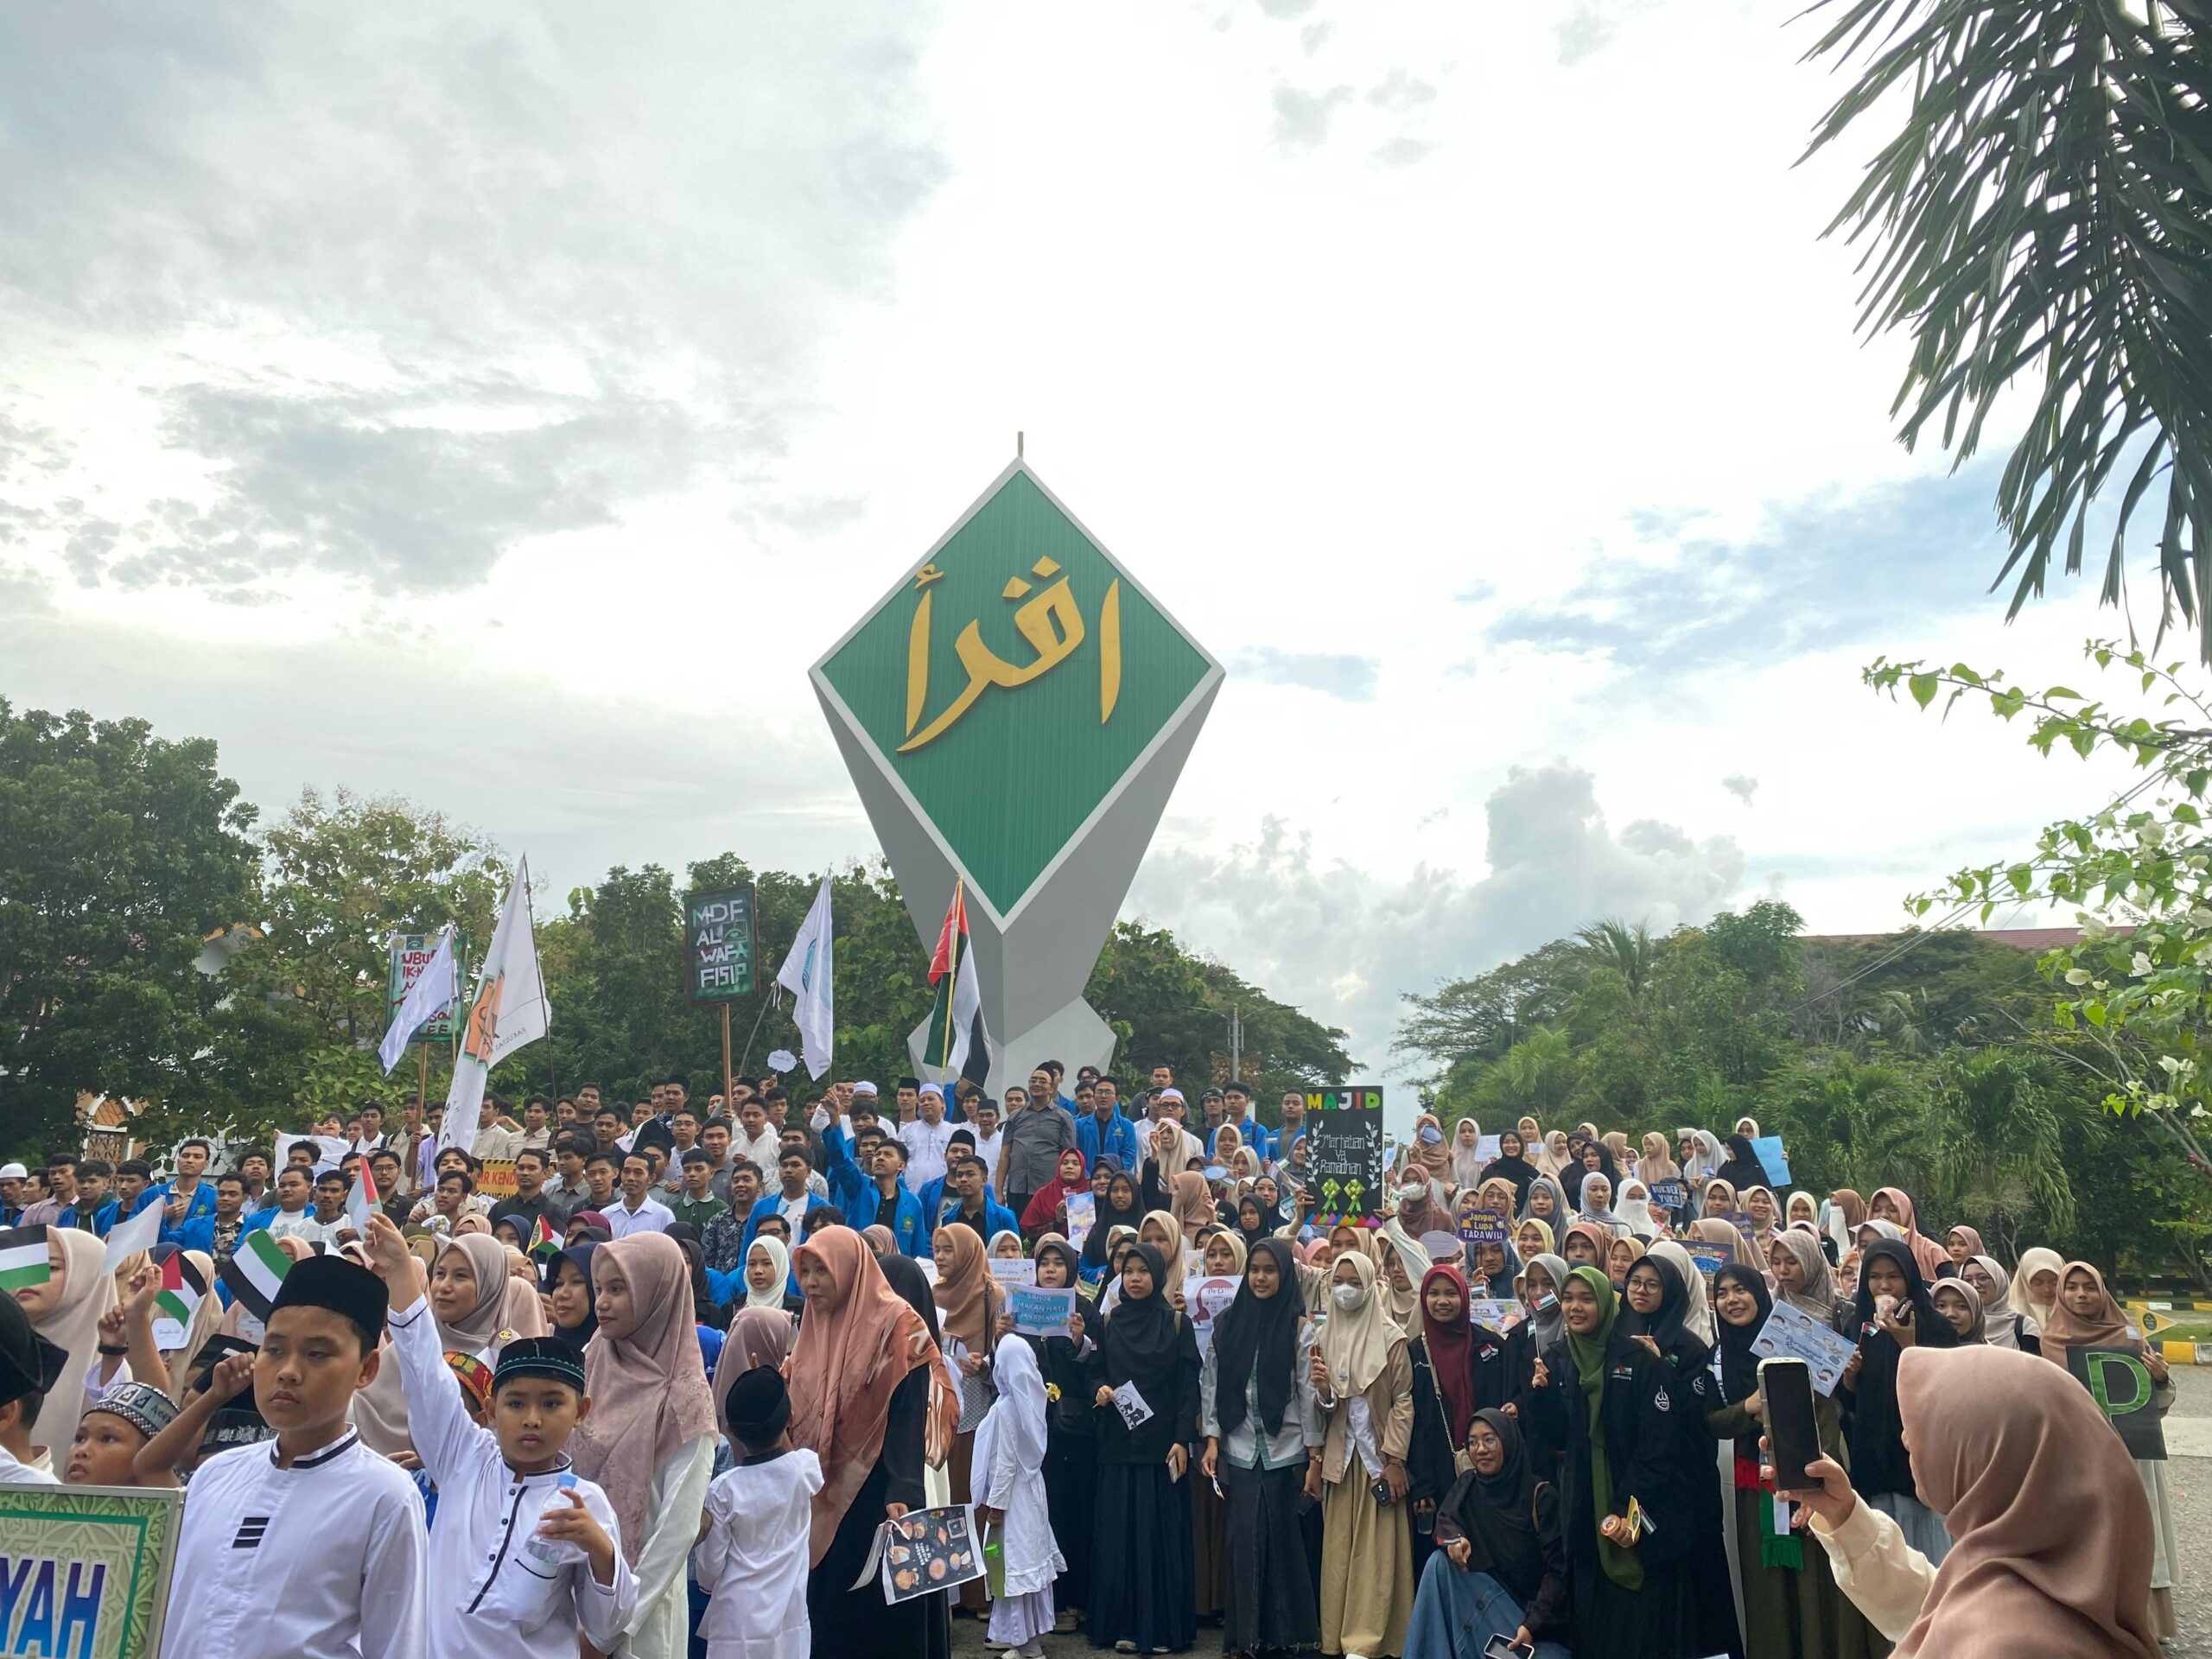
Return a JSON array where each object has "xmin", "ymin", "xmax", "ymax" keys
[
  {"xmin": 1803, "ymin": 0, "xmax": 2212, "ymax": 658},
  {"xmin": 0, "ymin": 700, "xmax": 260, "ymax": 1158}
]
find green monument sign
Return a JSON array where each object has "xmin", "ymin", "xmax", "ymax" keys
[{"xmin": 813, "ymin": 459, "xmax": 1222, "ymax": 1086}]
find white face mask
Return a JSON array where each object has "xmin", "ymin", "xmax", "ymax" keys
[
  {"xmin": 1331, "ymin": 1283, "xmax": 1368, "ymax": 1313},
  {"xmin": 1401, "ymin": 1183, "xmax": 1427, "ymax": 1205}
]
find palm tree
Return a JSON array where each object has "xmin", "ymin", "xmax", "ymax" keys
[
  {"xmin": 1803, "ymin": 1, "xmax": 2212, "ymax": 658},
  {"xmin": 1575, "ymin": 918, "xmax": 1656, "ymax": 1003},
  {"xmin": 1923, "ymin": 1048, "xmax": 2077, "ymax": 1259}
]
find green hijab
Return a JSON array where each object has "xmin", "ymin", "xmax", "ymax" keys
[{"xmin": 1562, "ymin": 1263, "xmax": 1642, "ymax": 1590}]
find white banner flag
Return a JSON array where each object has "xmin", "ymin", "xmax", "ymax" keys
[
  {"xmin": 777, "ymin": 875, "xmax": 835, "ymax": 1080},
  {"xmin": 103, "ymin": 1198, "xmax": 163, "ymax": 1268},
  {"xmin": 378, "ymin": 925, "xmax": 456, "ymax": 1075},
  {"xmin": 441, "ymin": 857, "xmax": 549, "ymax": 1153}
]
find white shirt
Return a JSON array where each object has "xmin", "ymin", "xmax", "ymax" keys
[
  {"xmin": 160, "ymin": 1427, "xmax": 428, "ymax": 1659},
  {"xmin": 970, "ymin": 1129, "xmax": 1003, "ymax": 1179},
  {"xmin": 605, "ymin": 1195, "xmax": 675, "ymax": 1238},
  {"xmin": 898, "ymin": 1118, "xmax": 956, "ymax": 1195},
  {"xmin": 267, "ymin": 1208, "xmax": 352, "ymax": 1245},
  {"xmin": 778, "ymin": 1191, "xmax": 810, "ymax": 1233},
  {"xmin": 385, "ymin": 1300, "xmax": 635, "ymax": 1658},
  {"xmin": 733, "ymin": 1126, "xmax": 781, "ymax": 1175},
  {"xmin": 691, "ymin": 1451, "xmax": 823, "ymax": 1659},
  {"xmin": 0, "ymin": 1443, "xmax": 59, "ymax": 1484}
]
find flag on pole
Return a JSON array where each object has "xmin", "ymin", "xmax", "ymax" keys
[
  {"xmin": 921, "ymin": 880, "xmax": 991, "ymax": 1091},
  {"xmin": 0, "ymin": 1226, "xmax": 51, "ymax": 1294},
  {"xmin": 528, "ymin": 1215, "xmax": 559, "ymax": 1259},
  {"xmin": 220, "ymin": 1230, "xmax": 295, "ymax": 1320},
  {"xmin": 378, "ymin": 925, "xmax": 457, "ymax": 1074},
  {"xmin": 776, "ymin": 875, "xmax": 835, "ymax": 1080},
  {"xmin": 346, "ymin": 1159, "xmax": 382, "ymax": 1238},
  {"xmin": 442, "ymin": 857, "xmax": 550, "ymax": 1154},
  {"xmin": 103, "ymin": 1196, "xmax": 163, "ymax": 1268},
  {"xmin": 154, "ymin": 1252, "xmax": 208, "ymax": 1348}
]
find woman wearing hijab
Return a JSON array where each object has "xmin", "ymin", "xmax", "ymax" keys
[
  {"xmin": 1514, "ymin": 1217, "xmax": 1554, "ymax": 1264},
  {"xmin": 1618, "ymin": 1254, "xmax": 1740, "ymax": 1659},
  {"xmin": 1413, "ymin": 1115, "xmax": 1454, "ymax": 1188},
  {"xmin": 972, "ymin": 1331, "xmax": 1063, "ymax": 1659},
  {"xmin": 1960, "ymin": 1256, "xmax": 2025, "ymax": 1351},
  {"xmin": 1838, "ymin": 1238, "xmax": 1958, "ymax": 1566},
  {"xmin": 1644, "ymin": 1241, "xmax": 1714, "ymax": 1345},
  {"xmin": 1785, "ymin": 1192, "xmax": 1820, "ymax": 1231},
  {"xmin": 1638, "ymin": 1134, "xmax": 1681, "ymax": 1188},
  {"xmin": 2036, "ymin": 1261, "xmax": 2180, "ymax": 1638},
  {"xmin": 742, "ymin": 1233, "xmax": 803, "ymax": 1319},
  {"xmin": 1739, "ymin": 1186, "xmax": 1783, "ymax": 1260},
  {"xmin": 18, "ymin": 1230, "xmax": 119, "ymax": 1459},
  {"xmin": 1407, "ymin": 1263, "xmax": 1497, "ymax": 1579},
  {"xmin": 2007, "ymin": 1246, "xmax": 2063, "ymax": 1339},
  {"xmin": 429, "ymin": 1232, "xmax": 548, "ymax": 1361},
  {"xmin": 1519, "ymin": 1174, "xmax": 1569, "ymax": 1241},
  {"xmin": 569, "ymin": 1231, "xmax": 717, "ymax": 1659},
  {"xmin": 1078, "ymin": 1168, "xmax": 1145, "ymax": 1286},
  {"xmin": 1526, "ymin": 1265, "xmax": 1712, "ymax": 1658},
  {"xmin": 1449, "ymin": 1118, "xmax": 1487, "ymax": 1192},
  {"xmin": 1018, "ymin": 1148, "xmax": 1091, "ymax": 1244},
  {"xmin": 1087, "ymin": 1240, "xmax": 1201, "ymax": 1655},
  {"xmin": 1404, "ymin": 1408, "xmax": 1571, "ymax": 1659},
  {"xmin": 785, "ymin": 1227, "xmax": 947, "ymax": 1655},
  {"xmin": 1938, "ymin": 1225, "xmax": 1981, "ymax": 1280},
  {"xmin": 1478, "ymin": 1130, "xmax": 1539, "ymax": 1211},
  {"xmin": 1866, "ymin": 1189, "xmax": 1948, "ymax": 1282},
  {"xmin": 1375, "ymin": 1217, "xmax": 1428, "ymax": 1330},
  {"xmin": 1574, "ymin": 1173, "xmax": 1624, "ymax": 1238},
  {"xmin": 1769, "ymin": 1230, "xmax": 1840, "ymax": 1325},
  {"xmin": 1689, "ymin": 1216, "xmax": 1762, "ymax": 1274},
  {"xmin": 543, "ymin": 1240, "xmax": 600, "ymax": 1354},
  {"xmin": 1503, "ymin": 1253, "xmax": 1571, "ymax": 1431},
  {"xmin": 1796, "ymin": 1344, "xmax": 2161, "ymax": 1659},
  {"xmin": 712, "ymin": 1303, "xmax": 798, "ymax": 1422},
  {"xmin": 158, "ymin": 1248, "xmax": 222, "ymax": 1399},
  {"xmin": 1535, "ymin": 1131, "xmax": 1572, "ymax": 1179},
  {"xmin": 1312, "ymin": 1250, "xmax": 1415, "ymax": 1659},
  {"xmin": 1169, "ymin": 1171, "xmax": 1217, "ymax": 1249},
  {"xmin": 1201, "ymin": 1236, "xmax": 1321, "ymax": 1659},
  {"xmin": 1677, "ymin": 1129, "xmax": 1723, "ymax": 1185},
  {"xmin": 1707, "ymin": 1263, "xmax": 1877, "ymax": 1659},
  {"xmin": 1611, "ymin": 1179, "xmax": 1660, "ymax": 1241},
  {"xmin": 1713, "ymin": 1137, "xmax": 1768, "ymax": 1198}
]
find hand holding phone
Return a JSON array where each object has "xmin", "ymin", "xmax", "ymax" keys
[
  {"xmin": 1482, "ymin": 1636, "xmax": 1534, "ymax": 1659},
  {"xmin": 1759, "ymin": 1357, "xmax": 1820, "ymax": 1493}
]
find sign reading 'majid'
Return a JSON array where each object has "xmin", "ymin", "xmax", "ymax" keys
[{"xmin": 812, "ymin": 460, "xmax": 1222, "ymax": 1088}]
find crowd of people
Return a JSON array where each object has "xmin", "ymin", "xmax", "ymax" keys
[{"xmin": 0, "ymin": 1066, "xmax": 2180, "ymax": 1658}]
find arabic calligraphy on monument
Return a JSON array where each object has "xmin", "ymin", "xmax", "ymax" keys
[{"xmin": 899, "ymin": 555, "xmax": 1123, "ymax": 753}]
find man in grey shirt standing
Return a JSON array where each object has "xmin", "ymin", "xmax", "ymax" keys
[{"xmin": 994, "ymin": 1071, "xmax": 1077, "ymax": 1222}]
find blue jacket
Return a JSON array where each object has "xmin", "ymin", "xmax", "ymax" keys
[
  {"xmin": 1075, "ymin": 1109, "xmax": 1141, "ymax": 1175},
  {"xmin": 738, "ymin": 1192, "xmax": 829, "ymax": 1271},
  {"xmin": 823, "ymin": 1123, "xmax": 876, "ymax": 1219},
  {"xmin": 930, "ymin": 1191, "xmax": 1019, "ymax": 1244},
  {"xmin": 54, "ymin": 1199, "xmax": 117, "ymax": 1236},
  {"xmin": 133, "ymin": 1179, "xmax": 218, "ymax": 1226}
]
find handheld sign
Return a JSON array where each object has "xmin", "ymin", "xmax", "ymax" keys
[
  {"xmin": 1648, "ymin": 1179, "xmax": 1688, "ymax": 1214},
  {"xmin": 1751, "ymin": 1136, "xmax": 1792, "ymax": 1187},
  {"xmin": 2068, "ymin": 1344, "xmax": 2168, "ymax": 1459},
  {"xmin": 0, "ymin": 1485, "xmax": 183, "ymax": 1657},
  {"xmin": 684, "ymin": 887, "xmax": 757, "ymax": 1003},
  {"xmin": 1685, "ymin": 1243, "xmax": 1732, "ymax": 1280},
  {"xmin": 1457, "ymin": 1211, "xmax": 1509, "ymax": 1251},
  {"xmin": 1007, "ymin": 1284, "xmax": 1078, "ymax": 1338},
  {"xmin": 855, "ymin": 1503, "xmax": 986, "ymax": 1602},
  {"xmin": 1303, "ymin": 1089, "xmax": 1384, "ymax": 1227}
]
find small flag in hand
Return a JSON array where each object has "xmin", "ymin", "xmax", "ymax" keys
[
  {"xmin": 154, "ymin": 1252, "xmax": 209, "ymax": 1346},
  {"xmin": 219, "ymin": 1230, "xmax": 294, "ymax": 1320},
  {"xmin": 0, "ymin": 1226, "xmax": 51, "ymax": 1294},
  {"xmin": 102, "ymin": 1193, "xmax": 163, "ymax": 1267},
  {"xmin": 345, "ymin": 1160, "xmax": 381, "ymax": 1238},
  {"xmin": 528, "ymin": 1215, "xmax": 558, "ymax": 1258}
]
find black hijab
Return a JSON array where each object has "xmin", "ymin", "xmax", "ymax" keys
[
  {"xmin": 1437, "ymin": 1408, "xmax": 1550, "ymax": 1605},
  {"xmin": 1620, "ymin": 1252, "xmax": 1703, "ymax": 1366},
  {"xmin": 1711, "ymin": 1264, "xmax": 1771, "ymax": 1456},
  {"xmin": 1100, "ymin": 1242, "xmax": 1183, "ymax": 1393},
  {"xmin": 1081, "ymin": 1173, "xmax": 1144, "ymax": 1269},
  {"xmin": 543, "ymin": 1241, "xmax": 600, "ymax": 1353},
  {"xmin": 1211, "ymin": 1238, "xmax": 1305, "ymax": 1438},
  {"xmin": 664, "ymin": 1222, "xmax": 727, "ymax": 1332},
  {"xmin": 1714, "ymin": 1135, "xmax": 1768, "ymax": 1195},
  {"xmin": 1480, "ymin": 1137, "xmax": 1539, "ymax": 1207},
  {"xmin": 1235, "ymin": 1196, "xmax": 1271, "ymax": 1253},
  {"xmin": 1844, "ymin": 1238, "xmax": 1958, "ymax": 1499},
  {"xmin": 879, "ymin": 1252, "xmax": 944, "ymax": 1343}
]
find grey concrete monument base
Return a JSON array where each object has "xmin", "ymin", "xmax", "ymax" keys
[{"xmin": 909, "ymin": 995, "xmax": 1116, "ymax": 1100}]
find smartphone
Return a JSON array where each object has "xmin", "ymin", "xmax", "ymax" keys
[
  {"xmin": 1760, "ymin": 1356, "xmax": 1820, "ymax": 1492},
  {"xmin": 1483, "ymin": 1637, "xmax": 1535, "ymax": 1659}
]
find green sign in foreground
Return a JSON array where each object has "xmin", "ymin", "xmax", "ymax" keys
[
  {"xmin": 812, "ymin": 460, "xmax": 1221, "ymax": 1086},
  {"xmin": 0, "ymin": 1484, "xmax": 181, "ymax": 1658}
]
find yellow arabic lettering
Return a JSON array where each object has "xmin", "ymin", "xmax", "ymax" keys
[{"xmin": 899, "ymin": 563, "xmax": 1122, "ymax": 752}]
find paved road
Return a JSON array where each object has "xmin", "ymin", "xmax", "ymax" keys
[{"xmin": 952, "ymin": 1370, "xmax": 2212, "ymax": 1656}]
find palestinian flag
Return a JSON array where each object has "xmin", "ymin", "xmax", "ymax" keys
[
  {"xmin": 219, "ymin": 1230, "xmax": 293, "ymax": 1320},
  {"xmin": 0, "ymin": 1225, "xmax": 50, "ymax": 1294},
  {"xmin": 345, "ymin": 1158, "xmax": 381, "ymax": 1239},
  {"xmin": 921, "ymin": 880, "xmax": 991, "ymax": 1092},
  {"xmin": 155, "ymin": 1252, "xmax": 209, "ymax": 1346},
  {"xmin": 528, "ymin": 1215, "xmax": 558, "ymax": 1258}
]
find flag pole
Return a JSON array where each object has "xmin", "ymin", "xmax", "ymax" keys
[
  {"xmin": 721, "ymin": 1003, "xmax": 734, "ymax": 1115},
  {"xmin": 942, "ymin": 876, "xmax": 963, "ymax": 1085}
]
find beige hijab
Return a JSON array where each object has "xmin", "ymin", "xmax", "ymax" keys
[
  {"xmin": 1893, "ymin": 1344, "xmax": 2159, "ymax": 1659},
  {"xmin": 29, "ymin": 1230, "xmax": 119, "ymax": 1451},
  {"xmin": 1317, "ymin": 1252, "xmax": 1402, "ymax": 1396}
]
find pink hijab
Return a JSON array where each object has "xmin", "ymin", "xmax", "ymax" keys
[
  {"xmin": 569, "ymin": 1233, "xmax": 715, "ymax": 1565},
  {"xmin": 1893, "ymin": 1344, "xmax": 2158, "ymax": 1659},
  {"xmin": 1872, "ymin": 1186, "xmax": 1949, "ymax": 1281}
]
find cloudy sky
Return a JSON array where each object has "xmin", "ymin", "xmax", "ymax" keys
[{"xmin": 1, "ymin": 1, "xmax": 2148, "ymax": 1075}]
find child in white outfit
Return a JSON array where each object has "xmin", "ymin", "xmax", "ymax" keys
[
  {"xmin": 694, "ymin": 1366, "xmax": 823, "ymax": 1659},
  {"xmin": 976, "ymin": 1331, "xmax": 1065, "ymax": 1659}
]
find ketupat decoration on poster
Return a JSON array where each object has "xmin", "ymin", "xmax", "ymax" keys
[
  {"xmin": 1302, "ymin": 1090, "xmax": 1384, "ymax": 1227},
  {"xmin": 0, "ymin": 1484, "xmax": 183, "ymax": 1658},
  {"xmin": 811, "ymin": 460, "xmax": 1222, "ymax": 1090},
  {"xmin": 685, "ymin": 887, "xmax": 756, "ymax": 1003}
]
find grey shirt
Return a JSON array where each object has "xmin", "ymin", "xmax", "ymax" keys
[{"xmin": 998, "ymin": 1102, "xmax": 1077, "ymax": 1197}]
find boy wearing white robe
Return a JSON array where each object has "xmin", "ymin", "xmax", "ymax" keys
[
  {"xmin": 364, "ymin": 1213, "xmax": 636, "ymax": 1659},
  {"xmin": 693, "ymin": 1366, "xmax": 823, "ymax": 1659},
  {"xmin": 158, "ymin": 1253, "xmax": 429, "ymax": 1659},
  {"xmin": 976, "ymin": 1332, "xmax": 1065, "ymax": 1659}
]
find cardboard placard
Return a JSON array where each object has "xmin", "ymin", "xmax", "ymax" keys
[
  {"xmin": 1751, "ymin": 1136, "xmax": 1791, "ymax": 1187},
  {"xmin": 476, "ymin": 1160, "xmax": 518, "ymax": 1200},
  {"xmin": 988, "ymin": 1256, "xmax": 1035, "ymax": 1286},
  {"xmin": 1457, "ymin": 1211, "xmax": 1509, "ymax": 1250},
  {"xmin": 684, "ymin": 886, "xmax": 757, "ymax": 1004},
  {"xmin": 1008, "ymin": 1284, "xmax": 1079, "ymax": 1337},
  {"xmin": 1064, "ymin": 1192, "xmax": 1095, "ymax": 1249},
  {"xmin": 1302, "ymin": 1090, "xmax": 1384, "ymax": 1226},
  {"xmin": 0, "ymin": 1485, "xmax": 184, "ymax": 1657},
  {"xmin": 1648, "ymin": 1179, "xmax": 1688, "ymax": 1213},
  {"xmin": 2068, "ymin": 1344, "xmax": 2168, "ymax": 1459},
  {"xmin": 386, "ymin": 931, "xmax": 458, "ymax": 1045}
]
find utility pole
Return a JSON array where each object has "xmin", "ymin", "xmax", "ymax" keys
[{"xmin": 1226, "ymin": 1005, "xmax": 1243, "ymax": 1089}]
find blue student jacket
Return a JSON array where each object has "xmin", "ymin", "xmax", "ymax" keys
[
  {"xmin": 1075, "ymin": 1110, "xmax": 1141, "ymax": 1175},
  {"xmin": 929, "ymin": 1190, "xmax": 1020, "ymax": 1243},
  {"xmin": 132, "ymin": 1180, "xmax": 217, "ymax": 1226}
]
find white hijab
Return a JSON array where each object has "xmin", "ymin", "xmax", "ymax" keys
[{"xmin": 744, "ymin": 1235, "xmax": 791, "ymax": 1309}]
